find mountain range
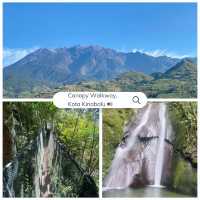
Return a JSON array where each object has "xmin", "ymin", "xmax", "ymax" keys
[{"xmin": 3, "ymin": 45, "xmax": 197, "ymax": 98}]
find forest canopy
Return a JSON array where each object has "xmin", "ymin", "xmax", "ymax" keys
[{"xmin": 3, "ymin": 102, "xmax": 99, "ymax": 197}]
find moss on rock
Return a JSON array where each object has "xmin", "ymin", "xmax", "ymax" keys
[
  {"xmin": 170, "ymin": 154, "xmax": 197, "ymax": 196},
  {"xmin": 168, "ymin": 102, "xmax": 197, "ymax": 196},
  {"xmin": 103, "ymin": 109, "xmax": 135, "ymax": 178},
  {"xmin": 168, "ymin": 102, "xmax": 197, "ymax": 165}
]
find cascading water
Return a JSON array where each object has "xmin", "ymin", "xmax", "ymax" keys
[
  {"xmin": 103, "ymin": 103, "xmax": 173, "ymax": 190},
  {"xmin": 154, "ymin": 103, "xmax": 166, "ymax": 187},
  {"xmin": 103, "ymin": 104, "xmax": 152, "ymax": 189}
]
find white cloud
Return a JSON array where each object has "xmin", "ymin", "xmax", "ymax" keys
[
  {"xmin": 3, "ymin": 47, "xmax": 39, "ymax": 67},
  {"xmin": 131, "ymin": 48, "xmax": 190, "ymax": 59}
]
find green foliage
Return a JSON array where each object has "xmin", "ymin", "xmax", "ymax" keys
[
  {"xmin": 171, "ymin": 155, "xmax": 197, "ymax": 196},
  {"xmin": 4, "ymin": 59, "xmax": 197, "ymax": 98},
  {"xmin": 4, "ymin": 102, "xmax": 57, "ymax": 150},
  {"xmin": 116, "ymin": 71, "xmax": 153, "ymax": 83},
  {"xmin": 168, "ymin": 102, "xmax": 197, "ymax": 196},
  {"xmin": 3, "ymin": 103, "xmax": 99, "ymax": 196},
  {"xmin": 165, "ymin": 59, "xmax": 197, "ymax": 80},
  {"xmin": 103, "ymin": 109, "xmax": 135, "ymax": 178},
  {"xmin": 168, "ymin": 102, "xmax": 197, "ymax": 165},
  {"xmin": 55, "ymin": 109, "xmax": 99, "ymax": 180},
  {"xmin": 102, "ymin": 103, "xmax": 197, "ymax": 197}
]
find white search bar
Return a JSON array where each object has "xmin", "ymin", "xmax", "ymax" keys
[{"xmin": 53, "ymin": 92, "xmax": 147, "ymax": 108}]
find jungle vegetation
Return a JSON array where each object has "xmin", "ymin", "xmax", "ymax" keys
[
  {"xmin": 103, "ymin": 102, "xmax": 197, "ymax": 196},
  {"xmin": 3, "ymin": 102, "xmax": 99, "ymax": 197}
]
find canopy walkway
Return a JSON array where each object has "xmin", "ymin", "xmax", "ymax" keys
[{"xmin": 3, "ymin": 125, "xmax": 98, "ymax": 198}]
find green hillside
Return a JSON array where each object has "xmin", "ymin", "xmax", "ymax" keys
[{"xmin": 4, "ymin": 59, "xmax": 197, "ymax": 98}]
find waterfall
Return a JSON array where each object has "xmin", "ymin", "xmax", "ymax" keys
[
  {"xmin": 103, "ymin": 104, "xmax": 152, "ymax": 189},
  {"xmin": 154, "ymin": 103, "xmax": 166, "ymax": 186},
  {"xmin": 103, "ymin": 103, "xmax": 173, "ymax": 190}
]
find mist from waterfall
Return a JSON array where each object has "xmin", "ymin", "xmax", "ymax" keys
[{"xmin": 103, "ymin": 103, "xmax": 173, "ymax": 190}]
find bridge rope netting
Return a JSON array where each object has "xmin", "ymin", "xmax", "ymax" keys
[{"xmin": 3, "ymin": 103, "xmax": 99, "ymax": 197}]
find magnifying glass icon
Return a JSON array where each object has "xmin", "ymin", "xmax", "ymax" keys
[{"xmin": 132, "ymin": 96, "xmax": 141, "ymax": 104}]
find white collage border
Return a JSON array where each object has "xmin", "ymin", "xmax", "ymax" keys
[{"xmin": 0, "ymin": 0, "xmax": 199, "ymax": 199}]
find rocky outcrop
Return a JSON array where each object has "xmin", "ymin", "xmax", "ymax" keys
[
  {"xmin": 169, "ymin": 153, "xmax": 197, "ymax": 196},
  {"xmin": 103, "ymin": 103, "xmax": 174, "ymax": 188},
  {"xmin": 168, "ymin": 102, "xmax": 197, "ymax": 196}
]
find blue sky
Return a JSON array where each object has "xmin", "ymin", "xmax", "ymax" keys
[{"xmin": 3, "ymin": 3, "xmax": 197, "ymax": 65}]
